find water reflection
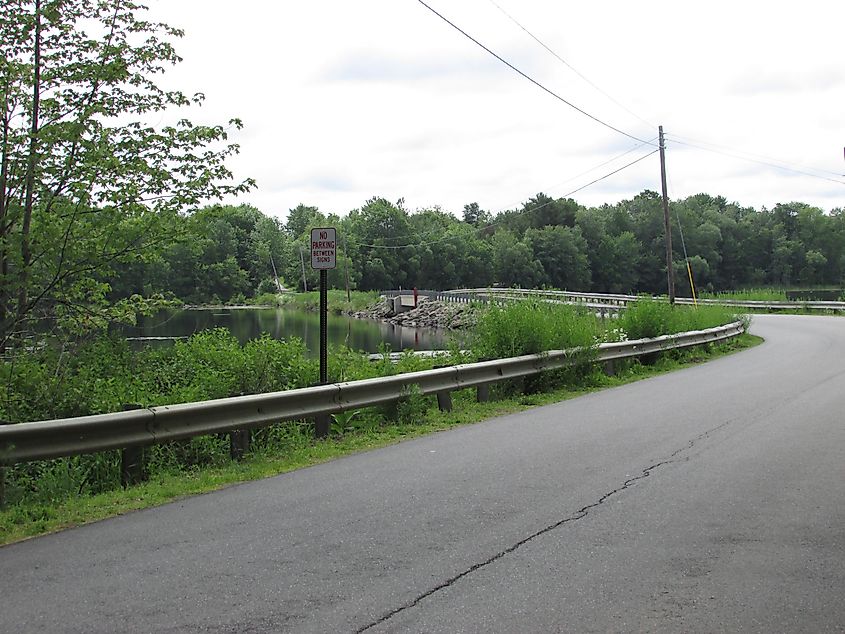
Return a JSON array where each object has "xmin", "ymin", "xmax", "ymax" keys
[{"xmin": 114, "ymin": 308, "xmax": 451, "ymax": 357}]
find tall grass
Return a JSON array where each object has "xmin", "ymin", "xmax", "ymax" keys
[
  {"xmin": 698, "ymin": 288, "xmax": 787, "ymax": 301},
  {"xmin": 471, "ymin": 301, "xmax": 600, "ymax": 358},
  {"xmin": 620, "ymin": 298, "xmax": 743, "ymax": 340},
  {"xmin": 471, "ymin": 301, "xmax": 602, "ymax": 395},
  {"xmin": 280, "ymin": 290, "xmax": 379, "ymax": 314},
  {"xmin": 0, "ymin": 328, "xmax": 455, "ymax": 508}
]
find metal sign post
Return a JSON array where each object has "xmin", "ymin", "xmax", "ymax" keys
[
  {"xmin": 310, "ymin": 227, "xmax": 336, "ymax": 438},
  {"xmin": 319, "ymin": 269, "xmax": 327, "ymax": 383}
]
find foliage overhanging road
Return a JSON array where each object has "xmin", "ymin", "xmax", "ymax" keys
[{"xmin": 1, "ymin": 314, "xmax": 843, "ymax": 633}]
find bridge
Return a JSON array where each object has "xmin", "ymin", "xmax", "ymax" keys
[
  {"xmin": 383, "ymin": 287, "xmax": 845, "ymax": 318},
  {"xmin": 1, "ymin": 314, "xmax": 843, "ymax": 632}
]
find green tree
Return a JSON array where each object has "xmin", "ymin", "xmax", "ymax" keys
[
  {"xmin": 523, "ymin": 194, "xmax": 579, "ymax": 229},
  {"xmin": 524, "ymin": 226, "xmax": 591, "ymax": 290},
  {"xmin": 462, "ymin": 202, "xmax": 491, "ymax": 228},
  {"xmin": 800, "ymin": 250, "xmax": 828, "ymax": 286},
  {"xmin": 576, "ymin": 207, "xmax": 642, "ymax": 293},
  {"xmin": 599, "ymin": 231, "xmax": 642, "ymax": 293},
  {"xmin": 247, "ymin": 213, "xmax": 289, "ymax": 290},
  {"xmin": 285, "ymin": 204, "xmax": 325, "ymax": 240},
  {"xmin": 490, "ymin": 230, "xmax": 544, "ymax": 288},
  {"xmin": 346, "ymin": 197, "xmax": 413, "ymax": 290},
  {"xmin": 625, "ymin": 190, "xmax": 669, "ymax": 293},
  {"xmin": 0, "ymin": 0, "xmax": 252, "ymax": 345}
]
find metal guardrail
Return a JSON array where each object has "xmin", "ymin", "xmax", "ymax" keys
[
  {"xmin": 382, "ymin": 290, "xmax": 482, "ymax": 305},
  {"xmin": 0, "ymin": 322, "xmax": 744, "ymax": 467},
  {"xmin": 383, "ymin": 289, "xmax": 621, "ymax": 316},
  {"xmin": 676, "ymin": 297, "xmax": 845, "ymax": 311},
  {"xmin": 367, "ymin": 350, "xmax": 471, "ymax": 362},
  {"xmin": 445, "ymin": 288, "xmax": 845, "ymax": 313}
]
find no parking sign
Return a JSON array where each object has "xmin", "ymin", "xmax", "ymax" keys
[{"xmin": 310, "ymin": 228, "xmax": 336, "ymax": 270}]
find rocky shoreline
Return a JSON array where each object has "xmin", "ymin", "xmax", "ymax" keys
[{"xmin": 353, "ymin": 297, "xmax": 477, "ymax": 330}]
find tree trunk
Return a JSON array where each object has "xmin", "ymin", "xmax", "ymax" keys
[
  {"xmin": 0, "ymin": 98, "xmax": 10, "ymax": 349},
  {"xmin": 18, "ymin": 0, "xmax": 42, "ymax": 322}
]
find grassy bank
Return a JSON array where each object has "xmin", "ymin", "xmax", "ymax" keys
[
  {"xmin": 698, "ymin": 287, "xmax": 845, "ymax": 302},
  {"xmin": 0, "ymin": 333, "xmax": 761, "ymax": 545},
  {"xmin": 698, "ymin": 288, "xmax": 789, "ymax": 301},
  {"xmin": 278, "ymin": 289, "xmax": 379, "ymax": 314},
  {"xmin": 1, "ymin": 300, "xmax": 748, "ymax": 544}
]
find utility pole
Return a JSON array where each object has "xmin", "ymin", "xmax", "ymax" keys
[
  {"xmin": 343, "ymin": 236, "xmax": 351, "ymax": 303},
  {"xmin": 659, "ymin": 126, "xmax": 675, "ymax": 304},
  {"xmin": 269, "ymin": 253, "xmax": 282, "ymax": 292},
  {"xmin": 298, "ymin": 246, "xmax": 308, "ymax": 292}
]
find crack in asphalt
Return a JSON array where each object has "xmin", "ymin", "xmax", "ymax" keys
[{"xmin": 355, "ymin": 420, "xmax": 734, "ymax": 633}]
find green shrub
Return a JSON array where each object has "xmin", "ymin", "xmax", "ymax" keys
[
  {"xmin": 280, "ymin": 290, "xmax": 379, "ymax": 314},
  {"xmin": 256, "ymin": 279, "xmax": 280, "ymax": 295},
  {"xmin": 673, "ymin": 304, "xmax": 742, "ymax": 332},
  {"xmin": 395, "ymin": 385, "xmax": 430, "ymax": 425},
  {"xmin": 619, "ymin": 298, "xmax": 674, "ymax": 339},
  {"xmin": 471, "ymin": 301, "xmax": 600, "ymax": 359},
  {"xmin": 699, "ymin": 288, "xmax": 787, "ymax": 301},
  {"xmin": 620, "ymin": 298, "xmax": 740, "ymax": 340},
  {"xmin": 249, "ymin": 292, "xmax": 284, "ymax": 306},
  {"xmin": 471, "ymin": 301, "xmax": 601, "ymax": 395}
]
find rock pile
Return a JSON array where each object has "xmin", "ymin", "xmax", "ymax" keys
[{"xmin": 353, "ymin": 297, "xmax": 478, "ymax": 330}]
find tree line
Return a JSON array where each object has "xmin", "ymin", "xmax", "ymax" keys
[{"xmin": 108, "ymin": 192, "xmax": 845, "ymax": 304}]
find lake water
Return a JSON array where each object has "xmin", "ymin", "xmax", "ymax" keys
[{"xmin": 114, "ymin": 307, "xmax": 452, "ymax": 356}]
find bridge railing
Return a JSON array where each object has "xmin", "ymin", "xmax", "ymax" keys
[
  {"xmin": 383, "ymin": 289, "xmax": 624, "ymax": 316},
  {"xmin": 444, "ymin": 288, "xmax": 845, "ymax": 313},
  {"xmin": 0, "ymin": 322, "xmax": 745, "ymax": 468},
  {"xmin": 381, "ymin": 290, "xmax": 484, "ymax": 305}
]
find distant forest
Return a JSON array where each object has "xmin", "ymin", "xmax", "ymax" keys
[{"xmin": 109, "ymin": 191, "xmax": 845, "ymax": 303}]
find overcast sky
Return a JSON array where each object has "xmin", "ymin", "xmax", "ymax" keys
[{"xmin": 147, "ymin": 0, "xmax": 844, "ymax": 222}]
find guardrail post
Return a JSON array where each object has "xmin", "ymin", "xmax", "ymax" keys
[
  {"xmin": 436, "ymin": 390, "xmax": 452, "ymax": 412},
  {"xmin": 120, "ymin": 404, "xmax": 147, "ymax": 488},
  {"xmin": 121, "ymin": 445, "xmax": 145, "ymax": 488},
  {"xmin": 314, "ymin": 415, "xmax": 330, "ymax": 438},
  {"xmin": 476, "ymin": 384, "xmax": 490, "ymax": 403},
  {"xmin": 229, "ymin": 429, "xmax": 251, "ymax": 461},
  {"xmin": 603, "ymin": 360, "xmax": 616, "ymax": 376}
]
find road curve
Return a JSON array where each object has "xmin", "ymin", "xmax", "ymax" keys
[{"xmin": 1, "ymin": 314, "xmax": 843, "ymax": 633}]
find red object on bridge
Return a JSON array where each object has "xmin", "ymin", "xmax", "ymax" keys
[{"xmin": 413, "ymin": 287, "xmax": 418, "ymax": 308}]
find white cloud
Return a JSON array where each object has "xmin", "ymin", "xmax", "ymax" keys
[{"xmin": 147, "ymin": 0, "xmax": 845, "ymax": 218}]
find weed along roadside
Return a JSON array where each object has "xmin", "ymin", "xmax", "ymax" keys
[{"xmin": 0, "ymin": 300, "xmax": 752, "ymax": 544}]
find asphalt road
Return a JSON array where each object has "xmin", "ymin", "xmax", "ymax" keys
[{"xmin": 1, "ymin": 314, "xmax": 843, "ymax": 633}]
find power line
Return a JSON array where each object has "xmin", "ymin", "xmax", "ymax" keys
[
  {"xmin": 332, "ymin": 137, "xmax": 657, "ymax": 249},
  {"xmin": 558, "ymin": 148, "xmax": 658, "ymax": 199},
  {"xmin": 540, "ymin": 137, "xmax": 658, "ymax": 192},
  {"xmin": 665, "ymin": 169, "xmax": 698, "ymax": 302},
  {"xmin": 414, "ymin": 0, "xmax": 652, "ymax": 145},
  {"xmin": 667, "ymin": 136, "xmax": 845, "ymax": 186},
  {"xmin": 352, "ymin": 144, "xmax": 656, "ymax": 249},
  {"xmin": 669, "ymin": 133, "xmax": 844, "ymax": 179},
  {"xmin": 486, "ymin": 0, "xmax": 655, "ymax": 131},
  {"xmin": 353, "ymin": 146, "xmax": 658, "ymax": 250},
  {"xmin": 345, "ymin": 137, "xmax": 657, "ymax": 250}
]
